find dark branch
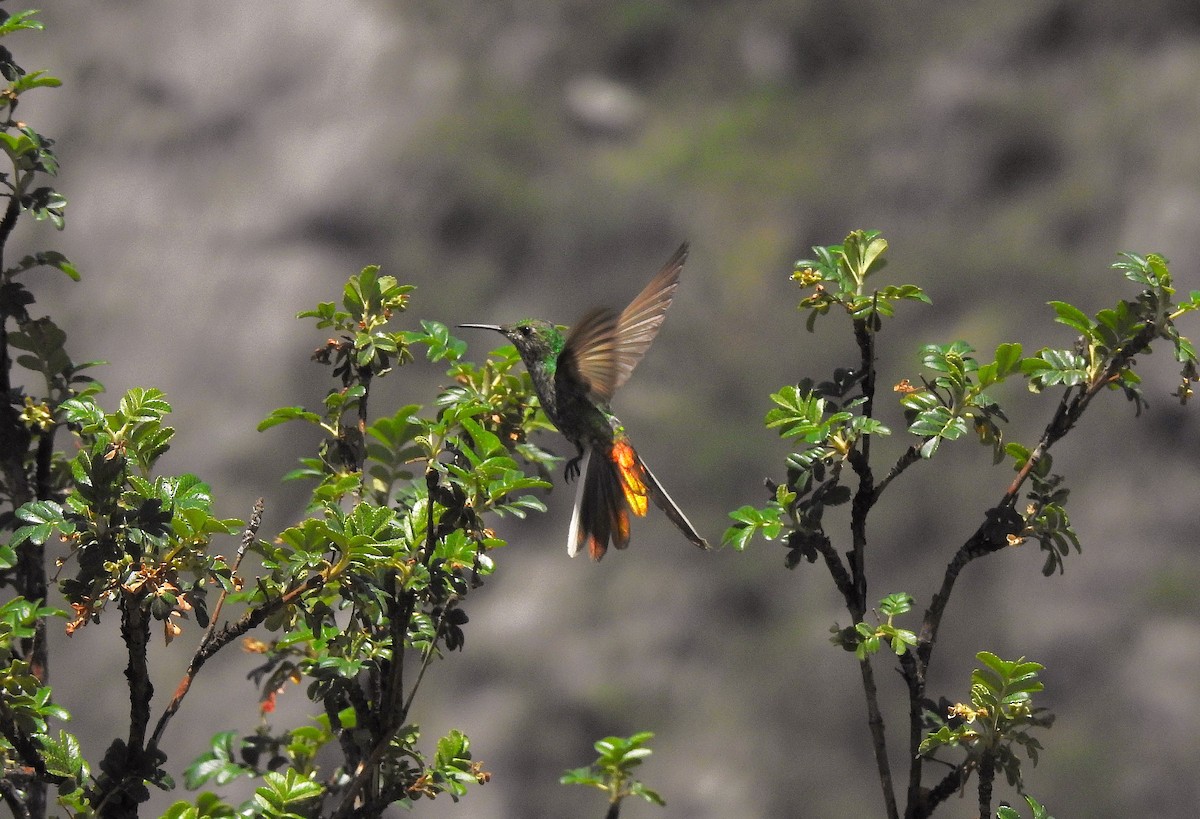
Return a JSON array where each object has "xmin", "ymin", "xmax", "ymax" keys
[
  {"xmin": 812, "ymin": 531, "xmax": 855, "ymax": 608},
  {"xmin": 849, "ymin": 317, "xmax": 877, "ymax": 616},
  {"xmin": 898, "ymin": 650, "xmax": 927, "ymax": 817},
  {"xmin": 860, "ymin": 656, "xmax": 900, "ymax": 819},
  {"xmin": 121, "ymin": 595, "xmax": 153, "ymax": 763},
  {"xmin": 874, "ymin": 444, "xmax": 923, "ymax": 500},
  {"xmin": 0, "ymin": 776, "xmax": 32, "ymax": 819},
  {"xmin": 0, "ymin": 696, "xmax": 65, "ymax": 786},
  {"xmin": 0, "ymin": 187, "xmax": 21, "ymax": 263},
  {"xmin": 920, "ymin": 761, "xmax": 972, "ymax": 818},
  {"xmin": 149, "ymin": 569, "xmax": 323, "ymax": 753},
  {"xmin": 918, "ymin": 505, "xmax": 1023, "ymax": 663}
]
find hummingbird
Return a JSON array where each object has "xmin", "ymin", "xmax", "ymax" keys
[{"xmin": 461, "ymin": 243, "xmax": 710, "ymax": 561}]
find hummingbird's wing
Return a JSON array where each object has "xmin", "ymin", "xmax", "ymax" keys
[
  {"xmin": 562, "ymin": 243, "xmax": 689, "ymax": 402},
  {"xmin": 560, "ymin": 307, "xmax": 621, "ymax": 400},
  {"xmin": 611, "ymin": 242, "xmax": 689, "ymax": 392}
]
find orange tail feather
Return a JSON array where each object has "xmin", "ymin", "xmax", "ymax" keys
[{"xmin": 567, "ymin": 440, "xmax": 710, "ymax": 560}]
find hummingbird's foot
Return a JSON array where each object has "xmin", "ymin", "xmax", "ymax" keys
[{"xmin": 564, "ymin": 454, "xmax": 582, "ymax": 483}]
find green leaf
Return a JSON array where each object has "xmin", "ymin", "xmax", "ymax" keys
[
  {"xmin": 27, "ymin": 188, "xmax": 66, "ymax": 229},
  {"xmin": 258, "ymin": 406, "xmax": 322, "ymax": 431},
  {"xmin": 12, "ymin": 499, "xmax": 73, "ymax": 546},
  {"xmin": 0, "ymin": 10, "xmax": 45, "ymax": 36},
  {"xmin": 975, "ymin": 650, "xmax": 1007, "ymax": 678},
  {"xmin": 765, "ymin": 386, "xmax": 826, "ymax": 440},
  {"xmin": 297, "ymin": 300, "xmax": 346, "ymax": 328},
  {"xmin": 563, "ymin": 731, "xmax": 663, "ymax": 807},
  {"xmin": 890, "ymin": 629, "xmax": 918, "ymax": 654},
  {"xmin": 879, "ymin": 592, "xmax": 913, "ymax": 617},
  {"xmin": 1048, "ymin": 300, "xmax": 1094, "ymax": 336},
  {"xmin": 253, "ymin": 769, "xmax": 324, "ymax": 815},
  {"xmin": 6, "ymin": 250, "xmax": 79, "ymax": 280},
  {"xmin": 559, "ymin": 766, "xmax": 600, "ymax": 787},
  {"xmin": 117, "ymin": 386, "xmax": 170, "ymax": 422},
  {"xmin": 37, "ymin": 730, "xmax": 87, "ymax": 784},
  {"xmin": 184, "ymin": 732, "xmax": 254, "ymax": 789},
  {"xmin": 877, "ymin": 283, "xmax": 931, "ymax": 305},
  {"xmin": 908, "ymin": 405, "xmax": 968, "ymax": 456},
  {"xmin": 994, "ymin": 342, "xmax": 1023, "ymax": 377},
  {"xmin": 458, "ymin": 415, "xmax": 504, "ymax": 458},
  {"xmin": 1022, "ymin": 348, "xmax": 1088, "ymax": 389},
  {"xmin": 630, "ymin": 781, "xmax": 666, "ymax": 806},
  {"xmin": 724, "ymin": 504, "xmax": 783, "ymax": 550},
  {"xmin": 10, "ymin": 69, "xmax": 62, "ymax": 95},
  {"xmin": 842, "ymin": 229, "xmax": 888, "ymax": 284},
  {"xmin": 1017, "ymin": 794, "xmax": 1055, "ymax": 819},
  {"xmin": 410, "ymin": 319, "xmax": 467, "ymax": 362},
  {"xmin": 921, "ymin": 340, "xmax": 976, "ymax": 375}
]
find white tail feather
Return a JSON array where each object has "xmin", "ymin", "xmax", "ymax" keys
[{"xmin": 566, "ymin": 450, "xmax": 591, "ymax": 557}]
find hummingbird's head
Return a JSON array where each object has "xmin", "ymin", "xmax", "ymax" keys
[{"xmin": 459, "ymin": 319, "xmax": 564, "ymax": 367}]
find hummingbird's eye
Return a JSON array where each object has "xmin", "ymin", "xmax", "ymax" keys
[{"xmin": 518, "ymin": 325, "xmax": 532, "ymax": 336}]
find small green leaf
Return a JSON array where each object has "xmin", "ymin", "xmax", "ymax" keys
[
  {"xmin": 1048, "ymin": 301, "xmax": 1094, "ymax": 336},
  {"xmin": 879, "ymin": 592, "xmax": 913, "ymax": 617},
  {"xmin": 0, "ymin": 10, "xmax": 45, "ymax": 36},
  {"xmin": 258, "ymin": 406, "xmax": 322, "ymax": 431},
  {"xmin": 994, "ymin": 342, "xmax": 1023, "ymax": 377}
]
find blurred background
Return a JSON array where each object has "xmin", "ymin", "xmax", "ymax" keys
[{"xmin": 11, "ymin": 0, "xmax": 1200, "ymax": 816}]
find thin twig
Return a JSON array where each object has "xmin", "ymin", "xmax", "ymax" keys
[
  {"xmin": 898, "ymin": 649, "xmax": 926, "ymax": 816},
  {"xmin": 977, "ymin": 751, "xmax": 995, "ymax": 818},
  {"xmin": 918, "ymin": 505, "xmax": 1023, "ymax": 664},
  {"xmin": 401, "ymin": 602, "xmax": 455, "ymax": 718},
  {"xmin": 919, "ymin": 324, "xmax": 1158, "ymax": 663},
  {"xmin": 849, "ymin": 317, "xmax": 876, "ymax": 615},
  {"xmin": 148, "ymin": 500, "xmax": 264, "ymax": 751},
  {"xmin": 860, "ymin": 656, "xmax": 900, "ymax": 819},
  {"xmin": 0, "ymin": 181, "xmax": 21, "ymax": 261},
  {"xmin": 333, "ymin": 599, "xmax": 457, "ymax": 818},
  {"xmin": 921, "ymin": 761, "xmax": 972, "ymax": 817},
  {"xmin": 199, "ymin": 498, "xmax": 264, "ymax": 652},
  {"xmin": 0, "ymin": 777, "xmax": 32, "ymax": 819},
  {"xmin": 383, "ymin": 468, "xmax": 441, "ymax": 723},
  {"xmin": 0, "ymin": 146, "xmax": 48, "ymax": 819},
  {"xmin": 846, "ymin": 314, "xmax": 900, "ymax": 819},
  {"xmin": 873, "ymin": 444, "xmax": 923, "ymax": 500},
  {"xmin": 91, "ymin": 593, "xmax": 155, "ymax": 812},
  {"xmin": 811, "ymin": 532, "xmax": 855, "ymax": 608},
  {"xmin": 148, "ymin": 571, "xmax": 323, "ymax": 754}
]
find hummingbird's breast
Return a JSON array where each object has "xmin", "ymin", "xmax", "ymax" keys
[
  {"xmin": 555, "ymin": 387, "xmax": 616, "ymax": 448},
  {"xmin": 534, "ymin": 361, "xmax": 615, "ymax": 452}
]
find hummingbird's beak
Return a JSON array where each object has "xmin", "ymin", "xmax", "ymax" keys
[{"xmin": 458, "ymin": 323, "xmax": 503, "ymax": 332}]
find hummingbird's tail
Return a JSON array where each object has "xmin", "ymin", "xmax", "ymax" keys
[{"xmin": 567, "ymin": 440, "xmax": 710, "ymax": 560}]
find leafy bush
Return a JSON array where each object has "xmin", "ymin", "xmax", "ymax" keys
[{"xmin": 725, "ymin": 230, "xmax": 1197, "ymax": 818}]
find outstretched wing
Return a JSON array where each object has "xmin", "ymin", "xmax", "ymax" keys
[
  {"xmin": 611, "ymin": 242, "xmax": 689, "ymax": 393},
  {"xmin": 562, "ymin": 243, "xmax": 689, "ymax": 402},
  {"xmin": 559, "ymin": 306, "xmax": 621, "ymax": 399}
]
